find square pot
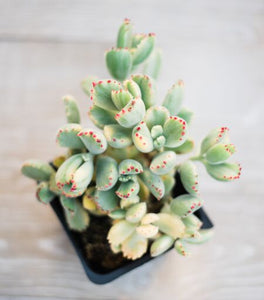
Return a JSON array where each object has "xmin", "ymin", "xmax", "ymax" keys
[{"xmin": 50, "ymin": 173, "xmax": 214, "ymax": 284}]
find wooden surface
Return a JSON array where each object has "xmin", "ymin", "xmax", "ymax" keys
[{"xmin": 1, "ymin": 0, "xmax": 264, "ymax": 299}]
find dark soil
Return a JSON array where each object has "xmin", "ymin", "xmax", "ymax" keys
[{"xmin": 81, "ymin": 215, "xmax": 128, "ymax": 272}]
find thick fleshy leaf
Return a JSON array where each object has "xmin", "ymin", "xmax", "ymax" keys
[
  {"xmin": 36, "ymin": 182, "xmax": 55, "ymax": 204},
  {"xmin": 145, "ymin": 105, "xmax": 170, "ymax": 128},
  {"xmin": 106, "ymin": 48, "xmax": 133, "ymax": 81},
  {"xmin": 116, "ymin": 180, "xmax": 140, "ymax": 199},
  {"xmin": 140, "ymin": 168, "xmax": 165, "ymax": 200},
  {"xmin": 78, "ymin": 128, "xmax": 107, "ymax": 154},
  {"xmin": 60, "ymin": 195, "xmax": 77, "ymax": 213},
  {"xmin": 174, "ymin": 239, "xmax": 189, "ymax": 256},
  {"xmin": 123, "ymin": 79, "xmax": 141, "ymax": 98},
  {"xmin": 131, "ymin": 33, "xmax": 156, "ymax": 66},
  {"xmin": 122, "ymin": 231, "xmax": 148, "ymax": 260},
  {"xmin": 64, "ymin": 201, "xmax": 90, "ymax": 232},
  {"xmin": 150, "ymin": 235, "xmax": 174, "ymax": 257},
  {"xmin": 132, "ymin": 33, "xmax": 146, "ymax": 48},
  {"xmin": 180, "ymin": 161, "xmax": 199, "ymax": 196},
  {"xmin": 56, "ymin": 153, "xmax": 94, "ymax": 198},
  {"xmin": 137, "ymin": 177, "xmax": 150, "ymax": 200},
  {"xmin": 154, "ymin": 213, "xmax": 185, "ymax": 238},
  {"xmin": 96, "ymin": 156, "xmax": 118, "ymax": 191},
  {"xmin": 163, "ymin": 117, "xmax": 188, "ymax": 148},
  {"xmin": 205, "ymin": 143, "xmax": 236, "ymax": 164},
  {"xmin": 168, "ymin": 139, "xmax": 194, "ymax": 154},
  {"xmin": 94, "ymin": 187, "xmax": 119, "ymax": 212},
  {"xmin": 163, "ymin": 80, "xmax": 184, "ymax": 115},
  {"xmin": 182, "ymin": 214, "xmax": 203, "ymax": 237},
  {"xmin": 120, "ymin": 195, "xmax": 140, "ymax": 209},
  {"xmin": 115, "ymin": 97, "xmax": 145, "ymax": 128},
  {"xmin": 151, "ymin": 125, "xmax": 163, "ymax": 139},
  {"xmin": 183, "ymin": 229, "xmax": 214, "ymax": 244},
  {"xmin": 62, "ymin": 95, "xmax": 80, "ymax": 124},
  {"xmin": 82, "ymin": 187, "xmax": 97, "ymax": 211},
  {"xmin": 109, "ymin": 209, "xmax": 126, "ymax": 219},
  {"xmin": 200, "ymin": 127, "xmax": 229, "ymax": 155},
  {"xmin": 136, "ymin": 224, "xmax": 159, "ymax": 238},
  {"xmin": 170, "ymin": 194, "xmax": 204, "ymax": 217},
  {"xmin": 162, "ymin": 174, "xmax": 175, "ymax": 195},
  {"xmin": 111, "ymin": 89, "xmax": 132, "ymax": 110},
  {"xmin": 88, "ymin": 105, "xmax": 116, "ymax": 129},
  {"xmin": 178, "ymin": 107, "xmax": 194, "ymax": 124},
  {"xmin": 141, "ymin": 213, "xmax": 159, "ymax": 225},
  {"xmin": 153, "ymin": 135, "xmax": 166, "ymax": 150},
  {"xmin": 117, "ymin": 18, "xmax": 133, "ymax": 48},
  {"xmin": 107, "ymin": 220, "xmax": 137, "ymax": 246},
  {"xmin": 105, "ymin": 145, "xmax": 139, "ymax": 161},
  {"xmin": 91, "ymin": 80, "xmax": 121, "ymax": 110},
  {"xmin": 132, "ymin": 121, "xmax": 154, "ymax": 153},
  {"xmin": 205, "ymin": 162, "xmax": 241, "ymax": 181},
  {"xmin": 81, "ymin": 76, "xmax": 97, "ymax": 96},
  {"xmin": 143, "ymin": 48, "xmax": 162, "ymax": 80},
  {"xmin": 126, "ymin": 202, "xmax": 147, "ymax": 223},
  {"xmin": 22, "ymin": 159, "xmax": 55, "ymax": 181},
  {"xmin": 150, "ymin": 151, "xmax": 177, "ymax": 175},
  {"xmin": 56, "ymin": 124, "xmax": 84, "ymax": 149},
  {"xmin": 119, "ymin": 159, "xmax": 143, "ymax": 175},
  {"xmin": 131, "ymin": 74, "xmax": 155, "ymax": 109},
  {"xmin": 104, "ymin": 124, "xmax": 132, "ymax": 148}
]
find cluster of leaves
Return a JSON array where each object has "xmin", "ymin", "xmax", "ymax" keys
[{"xmin": 21, "ymin": 19, "xmax": 241, "ymax": 260}]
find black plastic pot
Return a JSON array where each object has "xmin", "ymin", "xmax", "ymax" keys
[{"xmin": 50, "ymin": 173, "xmax": 213, "ymax": 284}]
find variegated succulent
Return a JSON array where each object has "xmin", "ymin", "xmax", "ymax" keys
[{"xmin": 22, "ymin": 19, "xmax": 241, "ymax": 260}]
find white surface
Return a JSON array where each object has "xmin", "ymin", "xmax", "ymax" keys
[{"xmin": 0, "ymin": 0, "xmax": 264, "ymax": 299}]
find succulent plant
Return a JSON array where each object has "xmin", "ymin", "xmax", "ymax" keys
[{"xmin": 21, "ymin": 19, "xmax": 241, "ymax": 261}]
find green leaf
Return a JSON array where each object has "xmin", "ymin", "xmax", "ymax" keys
[
  {"xmin": 36, "ymin": 182, "xmax": 55, "ymax": 204},
  {"xmin": 116, "ymin": 180, "xmax": 140, "ymax": 199},
  {"xmin": 143, "ymin": 48, "xmax": 162, "ymax": 80},
  {"xmin": 132, "ymin": 121, "xmax": 154, "ymax": 153},
  {"xmin": 115, "ymin": 97, "xmax": 146, "ymax": 128},
  {"xmin": 183, "ymin": 229, "xmax": 214, "ymax": 244},
  {"xmin": 131, "ymin": 33, "xmax": 156, "ymax": 66},
  {"xmin": 205, "ymin": 143, "xmax": 236, "ymax": 164},
  {"xmin": 150, "ymin": 235, "xmax": 174, "ymax": 257},
  {"xmin": 170, "ymin": 194, "xmax": 204, "ymax": 217},
  {"xmin": 94, "ymin": 187, "xmax": 120, "ymax": 212},
  {"xmin": 119, "ymin": 159, "xmax": 143, "ymax": 175},
  {"xmin": 81, "ymin": 76, "xmax": 97, "ymax": 96},
  {"xmin": 205, "ymin": 162, "xmax": 241, "ymax": 181},
  {"xmin": 60, "ymin": 195, "xmax": 77, "ymax": 213},
  {"xmin": 163, "ymin": 116, "xmax": 188, "ymax": 148},
  {"xmin": 150, "ymin": 151, "xmax": 177, "ymax": 175},
  {"xmin": 200, "ymin": 127, "xmax": 229, "ymax": 155},
  {"xmin": 140, "ymin": 168, "xmax": 165, "ymax": 200},
  {"xmin": 178, "ymin": 107, "xmax": 194, "ymax": 124},
  {"xmin": 174, "ymin": 239, "xmax": 189, "ymax": 256},
  {"xmin": 117, "ymin": 18, "xmax": 133, "ymax": 48},
  {"xmin": 96, "ymin": 156, "xmax": 118, "ymax": 191},
  {"xmin": 56, "ymin": 124, "xmax": 84, "ymax": 149},
  {"xmin": 168, "ymin": 139, "xmax": 194, "ymax": 154},
  {"xmin": 131, "ymin": 74, "xmax": 156, "ymax": 109},
  {"xmin": 123, "ymin": 79, "xmax": 141, "ymax": 98},
  {"xmin": 104, "ymin": 124, "xmax": 132, "ymax": 149},
  {"xmin": 62, "ymin": 95, "xmax": 80, "ymax": 124},
  {"xmin": 21, "ymin": 159, "xmax": 55, "ymax": 181},
  {"xmin": 111, "ymin": 89, "xmax": 132, "ymax": 110},
  {"xmin": 91, "ymin": 79, "xmax": 121, "ymax": 110},
  {"xmin": 78, "ymin": 128, "xmax": 107, "ymax": 154},
  {"xmin": 64, "ymin": 201, "xmax": 90, "ymax": 232},
  {"xmin": 163, "ymin": 80, "xmax": 184, "ymax": 115},
  {"xmin": 179, "ymin": 161, "xmax": 199, "ymax": 196},
  {"xmin": 106, "ymin": 48, "xmax": 133, "ymax": 81},
  {"xmin": 145, "ymin": 105, "xmax": 170, "ymax": 128},
  {"xmin": 88, "ymin": 105, "xmax": 116, "ymax": 129}
]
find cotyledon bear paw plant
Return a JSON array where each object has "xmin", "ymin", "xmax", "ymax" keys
[{"xmin": 22, "ymin": 19, "xmax": 241, "ymax": 260}]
